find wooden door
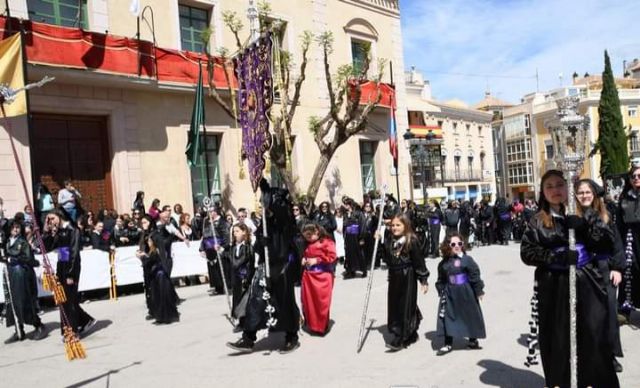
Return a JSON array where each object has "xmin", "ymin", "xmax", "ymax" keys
[{"xmin": 31, "ymin": 114, "xmax": 113, "ymax": 214}]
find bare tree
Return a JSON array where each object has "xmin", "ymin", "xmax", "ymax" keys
[{"xmin": 203, "ymin": 4, "xmax": 385, "ymax": 210}]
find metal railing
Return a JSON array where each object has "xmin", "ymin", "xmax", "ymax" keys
[{"xmin": 442, "ymin": 169, "xmax": 487, "ymax": 182}]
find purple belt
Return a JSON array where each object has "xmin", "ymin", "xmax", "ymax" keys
[
  {"xmin": 345, "ymin": 225, "xmax": 360, "ymax": 235},
  {"xmin": 593, "ymin": 253, "xmax": 611, "ymax": 262},
  {"xmin": 500, "ymin": 213, "xmax": 511, "ymax": 221},
  {"xmin": 430, "ymin": 218, "xmax": 441, "ymax": 225},
  {"xmin": 203, "ymin": 237, "xmax": 221, "ymax": 250},
  {"xmin": 449, "ymin": 273, "xmax": 468, "ymax": 285},
  {"xmin": 237, "ymin": 267, "xmax": 248, "ymax": 279},
  {"xmin": 550, "ymin": 243, "xmax": 590, "ymax": 270},
  {"xmin": 306, "ymin": 263, "xmax": 335, "ymax": 273},
  {"xmin": 58, "ymin": 246, "xmax": 71, "ymax": 262}
]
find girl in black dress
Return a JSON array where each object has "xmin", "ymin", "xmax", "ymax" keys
[
  {"xmin": 435, "ymin": 233, "xmax": 485, "ymax": 355},
  {"xmin": 144, "ymin": 233, "xmax": 179, "ymax": 324}
]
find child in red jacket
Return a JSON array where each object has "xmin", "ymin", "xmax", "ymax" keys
[{"xmin": 301, "ymin": 223, "xmax": 337, "ymax": 335}]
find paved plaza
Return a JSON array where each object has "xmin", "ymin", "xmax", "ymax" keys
[{"xmin": 2, "ymin": 243, "xmax": 639, "ymax": 387}]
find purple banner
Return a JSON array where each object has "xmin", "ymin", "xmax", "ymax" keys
[{"xmin": 234, "ymin": 33, "xmax": 274, "ymax": 193}]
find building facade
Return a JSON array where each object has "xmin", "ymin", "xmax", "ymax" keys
[
  {"xmin": 404, "ymin": 69, "xmax": 496, "ymax": 204},
  {"xmin": 498, "ymin": 75, "xmax": 640, "ymax": 200},
  {"xmin": 0, "ymin": 0, "xmax": 410, "ymax": 217}
]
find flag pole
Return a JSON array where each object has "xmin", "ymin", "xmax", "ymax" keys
[
  {"xmin": 199, "ymin": 60, "xmax": 212, "ymax": 197},
  {"xmin": 389, "ymin": 61, "xmax": 401, "ymax": 202}
]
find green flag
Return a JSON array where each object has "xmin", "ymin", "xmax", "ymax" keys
[{"xmin": 185, "ymin": 62, "xmax": 205, "ymax": 166}]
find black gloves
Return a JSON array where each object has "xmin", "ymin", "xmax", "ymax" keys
[{"xmin": 565, "ymin": 215, "xmax": 585, "ymax": 231}]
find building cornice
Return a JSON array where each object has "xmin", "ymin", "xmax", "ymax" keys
[{"xmin": 339, "ymin": 0, "xmax": 400, "ymax": 18}]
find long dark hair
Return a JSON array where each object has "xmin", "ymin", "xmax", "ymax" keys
[
  {"xmin": 622, "ymin": 165, "xmax": 640, "ymax": 198},
  {"xmin": 538, "ymin": 169, "xmax": 566, "ymax": 228},
  {"xmin": 302, "ymin": 222, "xmax": 331, "ymax": 240},
  {"xmin": 575, "ymin": 179, "xmax": 609, "ymax": 224},
  {"xmin": 391, "ymin": 214, "xmax": 418, "ymax": 254}
]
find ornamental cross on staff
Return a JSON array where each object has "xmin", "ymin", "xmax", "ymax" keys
[
  {"xmin": 546, "ymin": 96, "xmax": 590, "ymax": 388},
  {"xmin": 0, "ymin": 75, "xmax": 55, "ymax": 104}
]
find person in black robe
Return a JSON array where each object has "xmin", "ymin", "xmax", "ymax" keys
[
  {"xmin": 227, "ymin": 178, "xmax": 301, "ymax": 354},
  {"xmin": 426, "ymin": 200, "xmax": 443, "ymax": 258},
  {"xmin": 575, "ymin": 179, "xmax": 625, "ymax": 373},
  {"xmin": 616, "ymin": 165, "xmax": 640, "ymax": 321},
  {"xmin": 313, "ymin": 201, "xmax": 337, "ymax": 240},
  {"xmin": 342, "ymin": 198, "xmax": 366, "ymax": 278},
  {"xmin": 144, "ymin": 232, "xmax": 179, "ymax": 324},
  {"xmin": 199, "ymin": 207, "xmax": 231, "ymax": 295},
  {"xmin": 42, "ymin": 211, "xmax": 96, "ymax": 337},
  {"xmin": 2, "ymin": 221, "xmax": 45, "ymax": 342},
  {"xmin": 520, "ymin": 169, "xmax": 619, "ymax": 388},
  {"xmin": 90, "ymin": 221, "xmax": 111, "ymax": 252},
  {"xmin": 479, "ymin": 200, "xmax": 495, "ymax": 246},
  {"xmin": 435, "ymin": 233, "xmax": 485, "ymax": 355},
  {"xmin": 362, "ymin": 202, "xmax": 377, "ymax": 269},
  {"xmin": 378, "ymin": 213, "xmax": 429, "ymax": 351},
  {"xmin": 495, "ymin": 197, "xmax": 512, "ymax": 245},
  {"xmin": 458, "ymin": 201, "xmax": 473, "ymax": 247},
  {"xmin": 137, "ymin": 215, "xmax": 157, "ymax": 320},
  {"xmin": 223, "ymin": 223, "xmax": 254, "ymax": 331}
]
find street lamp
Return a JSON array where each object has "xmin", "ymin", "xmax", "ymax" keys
[
  {"xmin": 545, "ymin": 96, "xmax": 589, "ymax": 388},
  {"xmin": 404, "ymin": 128, "xmax": 444, "ymax": 204}
]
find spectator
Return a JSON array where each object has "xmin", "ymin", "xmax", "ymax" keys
[
  {"xmin": 90, "ymin": 221, "xmax": 111, "ymax": 252},
  {"xmin": 179, "ymin": 213, "xmax": 194, "ymax": 241},
  {"xmin": 86, "ymin": 211, "xmax": 96, "ymax": 228},
  {"xmin": 132, "ymin": 209, "xmax": 143, "ymax": 227},
  {"xmin": 132, "ymin": 191, "xmax": 145, "ymax": 214},
  {"xmin": 35, "ymin": 183, "xmax": 54, "ymax": 227},
  {"xmin": 235, "ymin": 207, "xmax": 257, "ymax": 234},
  {"xmin": 112, "ymin": 217, "xmax": 130, "ymax": 247},
  {"xmin": 172, "ymin": 204, "xmax": 184, "ymax": 226},
  {"xmin": 148, "ymin": 199, "xmax": 161, "ymax": 221},
  {"xmin": 126, "ymin": 219, "xmax": 141, "ymax": 246},
  {"xmin": 57, "ymin": 179, "xmax": 82, "ymax": 222},
  {"xmin": 76, "ymin": 215, "xmax": 93, "ymax": 249},
  {"xmin": 191, "ymin": 209, "xmax": 204, "ymax": 240}
]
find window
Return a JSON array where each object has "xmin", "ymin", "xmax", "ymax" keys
[
  {"xmin": 506, "ymin": 139, "xmax": 532, "ymax": 162},
  {"xmin": 468, "ymin": 156, "xmax": 473, "ymax": 176},
  {"xmin": 454, "ymin": 156, "xmax": 461, "ymax": 179},
  {"xmin": 27, "ymin": 0, "xmax": 88, "ymax": 28},
  {"xmin": 351, "ymin": 39, "xmax": 369, "ymax": 76},
  {"xmin": 453, "ymin": 122, "xmax": 458, "ymax": 132},
  {"xmin": 466, "ymin": 124, "xmax": 470, "ymax": 133},
  {"xmin": 629, "ymin": 105, "xmax": 638, "ymax": 118},
  {"xmin": 190, "ymin": 135, "xmax": 221, "ymax": 210},
  {"xmin": 478, "ymin": 125, "xmax": 483, "ymax": 136},
  {"xmin": 480, "ymin": 153, "xmax": 486, "ymax": 171},
  {"xmin": 508, "ymin": 162, "xmax": 534, "ymax": 185},
  {"xmin": 437, "ymin": 120, "xmax": 443, "ymax": 128},
  {"xmin": 630, "ymin": 132, "xmax": 640, "ymax": 153},
  {"xmin": 545, "ymin": 140, "xmax": 555, "ymax": 159},
  {"xmin": 359, "ymin": 141, "xmax": 377, "ymax": 194},
  {"xmin": 179, "ymin": 5, "xmax": 209, "ymax": 53}
]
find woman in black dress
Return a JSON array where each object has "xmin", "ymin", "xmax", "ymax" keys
[
  {"xmin": 378, "ymin": 214, "xmax": 429, "ymax": 351},
  {"xmin": 143, "ymin": 233, "xmax": 179, "ymax": 324},
  {"xmin": 520, "ymin": 169, "xmax": 619, "ymax": 388},
  {"xmin": 2, "ymin": 221, "xmax": 45, "ymax": 342}
]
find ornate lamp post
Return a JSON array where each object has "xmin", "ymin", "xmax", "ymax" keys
[
  {"xmin": 546, "ymin": 96, "xmax": 589, "ymax": 388},
  {"xmin": 247, "ymin": 0, "xmax": 260, "ymax": 41},
  {"xmin": 404, "ymin": 128, "xmax": 444, "ymax": 204}
]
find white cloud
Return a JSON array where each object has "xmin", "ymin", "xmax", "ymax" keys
[{"xmin": 401, "ymin": 0, "xmax": 640, "ymax": 105}]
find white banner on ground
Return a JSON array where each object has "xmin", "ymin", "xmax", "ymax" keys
[{"xmin": 0, "ymin": 240, "xmax": 207, "ymax": 302}]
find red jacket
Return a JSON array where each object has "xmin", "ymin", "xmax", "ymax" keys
[{"xmin": 304, "ymin": 238, "xmax": 337, "ymax": 264}]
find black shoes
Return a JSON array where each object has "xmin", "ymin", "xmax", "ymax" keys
[
  {"xmin": 614, "ymin": 358, "xmax": 623, "ymax": 373},
  {"xmin": 80, "ymin": 319, "xmax": 97, "ymax": 335},
  {"xmin": 226, "ymin": 338, "xmax": 254, "ymax": 353},
  {"xmin": 403, "ymin": 332, "xmax": 419, "ymax": 347},
  {"xmin": 4, "ymin": 330, "xmax": 26, "ymax": 344},
  {"xmin": 467, "ymin": 339, "xmax": 481, "ymax": 349},
  {"xmin": 436, "ymin": 345, "xmax": 453, "ymax": 356},
  {"xmin": 279, "ymin": 338, "xmax": 300, "ymax": 354},
  {"xmin": 33, "ymin": 325, "xmax": 46, "ymax": 341},
  {"xmin": 342, "ymin": 271, "xmax": 356, "ymax": 279},
  {"xmin": 385, "ymin": 337, "xmax": 404, "ymax": 352}
]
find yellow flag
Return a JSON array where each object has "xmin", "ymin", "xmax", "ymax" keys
[{"xmin": 0, "ymin": 33, "xmax": 26, "ymax": 117}]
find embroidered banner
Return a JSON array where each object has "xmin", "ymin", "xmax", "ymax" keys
[{"xmin": 235, "ymin": 33, "xmax": 274, "ymax": 192}]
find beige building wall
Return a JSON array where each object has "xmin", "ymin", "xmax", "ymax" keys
[{"xmin": 1, "ymin": 0, "xmax": 407, "ymax": 216}]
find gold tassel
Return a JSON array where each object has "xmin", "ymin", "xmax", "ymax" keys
[
  {"xmin": 43, "ymin": 273, "xmax": 67, "ymax": 304},
  {"xmin": 63, "ymin": 326, "xmax": 86, "ymax": 360},
  {"xmin": 284, "ymin": 135, "xmax": 292, "ymax": 173}
]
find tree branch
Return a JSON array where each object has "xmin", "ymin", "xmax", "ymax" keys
[{"xmin": 288, "ymin": 31, "xmax": 312, "ymax": 123}]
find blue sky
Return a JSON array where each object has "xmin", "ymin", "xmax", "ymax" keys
[{"xmin": 401, "ymin": 0, "xmax": 640, "ymax": 106}]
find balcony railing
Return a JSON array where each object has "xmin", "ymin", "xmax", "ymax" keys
[
  {"xmin": 352, "ymin": 0, "xmax": 400, "ymax": 13},
  {"xmin": 443, "ymin": 169, "xmax": 487, "ymax": 183}
]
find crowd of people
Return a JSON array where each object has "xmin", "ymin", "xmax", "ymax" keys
[{"xmin": 3, "ymin": 166, "xmax": 640, "ymax": 387}]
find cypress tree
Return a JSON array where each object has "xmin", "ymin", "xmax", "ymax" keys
[{"xmin": 596, "ymin": 50, "xmax": 629, "ymax": 176}]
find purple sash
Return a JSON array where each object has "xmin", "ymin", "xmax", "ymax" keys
[
  {"xmin": 203, "ymin": 237, "xmax": 221, "ymax": 250},
  {"xmin": 306, "ymin": 263, "xmax": 335, "ymax": 273},
  {"xmin": 448, "ymin": 273, "xmax": 468, "ymax": 285},
  {"xmin": 550, "ymin": 243, "xmax": 590, "ymax": 270},
  {"xmin": 237, "ymin": 267, "xmax": 248, "ymax": 279},
  {"xmin": 593, "ymin": 253, "xmax": 611, "ymax": 262},
  {"xmin": 345, "ymin": 225, "xmax": 360, "ymax": 235},
  {"xmin": 500, "ymin": 213, "xmax": 511, "ymax": 221},
  {"xmin": 58, "ymin": 246, "xmax": 71, "ymax": 262},
  {"xmin": 430, "ymin": 218, "xmax": 441, "ymax": 225}
]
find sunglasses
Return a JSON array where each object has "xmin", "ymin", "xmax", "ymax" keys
[
  {"xmin": 632, "ymin": 174, "xmax": 640, "ymax": 180},
  {"xmin": 449, "ymin": 242, "xmax": 464, "ymax": 247},
  {"xmin": 293, "ymin": 208, "xmax": 300, "ymax": 211}
]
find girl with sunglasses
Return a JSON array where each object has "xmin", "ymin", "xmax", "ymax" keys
[
  {"xmin": 377, "ymin": 214, "xmax": 429, "ymax": 351},
  {"xmin": 435, "ymin": 233, "xmax": 485, "ymax": 355},
  {"xmin": 520, "ymin": 170, "xmax": 619, "ymax": 387}
]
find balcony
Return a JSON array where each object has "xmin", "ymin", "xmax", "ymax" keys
[
  {"xmin": 443, "ymin": 169, "xmax": 487, "ymax": 183},
  {"xmin": 348, "ymin": 0, "xmax": 400, "ymax": 15}
]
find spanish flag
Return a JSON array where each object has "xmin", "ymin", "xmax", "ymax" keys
[{"xmin": 0, "ymin": 33, "xmax": 26, "ymax": 117}]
